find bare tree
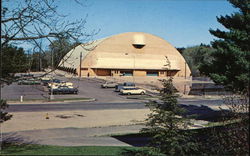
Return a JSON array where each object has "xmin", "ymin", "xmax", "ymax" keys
[{"xmin": 1, "ymin": 0, "xmax": 98, "ymax": 76}]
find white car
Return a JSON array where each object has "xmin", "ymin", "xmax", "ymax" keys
[
  {"xmin": 101, "ymin": 82, "xmax": 118, "ymax": 88},
  {"xmin": 120, "ymin": 87, "xmax": 146, "ymax": 95},
  {"xmin": 48, "ymin": 81, "xmax": 73, "ymax": 88}
]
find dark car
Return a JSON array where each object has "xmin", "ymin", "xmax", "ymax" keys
[
  {"xmin": 18, "ymin": 78, "xmax": 41, "ymax": 85},
  {"xmin": 115, "ymin": 82, "xmax": 135, "ymax": 92},
  {"xmin": 49, "ymin": 86, "xmax": 78, "ymax": 94}
]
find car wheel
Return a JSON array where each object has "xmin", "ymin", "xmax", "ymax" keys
[
  {"xmin": 141, "ymin": 92, "xmax": 145, "ymax": 95},
  {"xmin": 127, "ymin": 92, "xmax": 131, "ymax": 95}
]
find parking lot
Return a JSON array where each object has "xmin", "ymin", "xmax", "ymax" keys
[{"xmin": 2, "ymin": 73, "xmax": 147, "ymax": 103}]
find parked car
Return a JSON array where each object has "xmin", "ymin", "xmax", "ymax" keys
[
  {"xmin": 115, "ymin": 82, "xmax": 135, "ymax": 92},
  {"xmin": 41, "ymin": 77, "xmax": 51, "ymax": 85},
  {"xmin": 18, "ymin": 78, "xmax": 41, "ymax": 85},
  {"xmin": 49, "ymin": 86, "xmax": 78, "ymax": 94},
  {"xmin": 43, "ymin": 79, "xmax": 61, "ymax": 86},
  {"xmin": 120, "ymin": 87, "xmax": 146, "ymax": 95},
  {"xmin": 48, "ymin": 81, "xmax": 73, "ymax": 89},
  {"xmin": 21, "ymin": 73, "xmax": 34, "ymax": 78},
  {"xmin": 101, "ymin": 82, "xmax": 118, "ymax": 88},
  {"xmin": 47, "ymin": 79, "xmax": 62, "ymax": 87}
]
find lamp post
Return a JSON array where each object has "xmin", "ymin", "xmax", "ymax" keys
[
  {"xmin": 79, "ymin": 52, "xmax": 82, "ymax": 78},
  {"xmin": 133, "ymin": 53, "xmax": 135, "ymax": 83},
  {"xmin": 50, "ymin": 48, "xmax": 54, "ymax": 100}
]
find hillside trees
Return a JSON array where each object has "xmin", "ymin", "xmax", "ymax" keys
[
  {"xmin": 180, "ymin": 44, "xmax": 215, "ymax": 77},
  {"xmin": 200, "ymin": 0, "xmax": 250, "ymax": 93},
  {"xmin": 1, "ymin": 45, "xmax": 29, "ymax": 79}
]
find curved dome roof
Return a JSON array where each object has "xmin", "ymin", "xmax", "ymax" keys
[{"xmin": 59, "ymin": 32, "xmax": 190, "ymax": 76}]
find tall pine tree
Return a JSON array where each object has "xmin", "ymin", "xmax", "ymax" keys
[{"xmin": 200, "ymin": 0, "xmax": 250, "ymax": 93}]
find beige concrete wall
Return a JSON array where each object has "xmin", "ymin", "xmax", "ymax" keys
[
  {"xmin": 134, "ymin": 70, "xmax": 146, "ymax": 76},
  {"xmin": 159, "ymin": 71, "xmax": 166, "ymax": 77}
]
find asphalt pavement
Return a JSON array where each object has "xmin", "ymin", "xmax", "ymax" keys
[
  {"xmin": 7, "ymin": 98, "xmax": 224, "ymax": 113},
  {"xmin": 3, "ymin": 125, "xmax": 146, "ymax": 146}
]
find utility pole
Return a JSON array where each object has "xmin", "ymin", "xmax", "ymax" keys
[
  {"xmin": 79, "ymin": 52, "xmax": 82, "ymax": 77},
  {"xmin": 184, "ymin": 61, "xmax": 187, "ymax": 79},
  {"xmin": 133, "ymin": 53, "xmax": 135, "ymax": 83},
  {"xmin": 50, "ymin": 49, "xmax": 54, "ymax": 100}
]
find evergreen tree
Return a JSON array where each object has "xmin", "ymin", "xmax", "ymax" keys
[
  {"xmin": 200, "ymin": 0, "xmax": 250, "ymax": 93},
  {"xmin": 181, "ymin": 44, "xmax": 215, "ymax": 77},
  {"xmin": 141, "ymin": 78, "xmax": 198, "ymax": 155},
  {"xmin": 2, "ymin": 44, "xmax": 29, "ymax": 78}
]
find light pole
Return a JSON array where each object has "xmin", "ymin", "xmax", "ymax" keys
[
  {"xmin": 79, "ymin": 52, "xmax": 82, "ymax": 78},
  {"xmin": 133, "ymin": 53, "xmax": 135, "ymax": 83},
  {"xmin": 50, "ymin": 49, "xmax": 54, "ymax": 100}
]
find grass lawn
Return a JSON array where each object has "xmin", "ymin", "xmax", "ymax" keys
[{"xmin": 1, "ymin": 144, "xmax": 141, "ymax": 155}]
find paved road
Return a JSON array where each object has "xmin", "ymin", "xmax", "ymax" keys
[
  {"xmin": 7, "ymin": 101, "xmax": 145, "ymax": 112},
  {"xmin": 7, "ymin": 98, "xmax": 224, "ymax": 112}
]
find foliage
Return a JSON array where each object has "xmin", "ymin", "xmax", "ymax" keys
[
  {"xmin": 141, "ymin": 78, "xmax": 199, "ymax": 155},
  {"xmin": 1, "ymin": 44, "xmax": 29, "ymax": 78},
  {"xmin": 215, "ymin": 94, "xmax": 249, "ymax": 154},
  {"xmin": 180, "ymin": 44, "xmax": 215, "ymax": 77},
  {"xmin": 47, "ymin": 38, "xmax": 81, "ymax": 68},
  {"xmin": 0, "ymin": 99, "xmax": 12, "ymax": 123},
  {"xmin": 200, "ymin": 0, "xmax": 250, "ymax": 93}
]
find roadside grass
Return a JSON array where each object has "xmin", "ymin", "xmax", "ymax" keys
[{"xmin": 1, "ymin": 144, "xmax": 141, "ymax": 155}]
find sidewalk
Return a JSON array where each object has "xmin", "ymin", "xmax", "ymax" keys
[{"xmin": 3, "ymin": 125, "xmax": 145, "ymax": 146}]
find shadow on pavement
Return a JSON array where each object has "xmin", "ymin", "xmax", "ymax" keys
[
  {"xmin": 113, "ymin": 105, "xmax": 230, "ymax": 147},
  {"xmin": 2, "ymin": 132, "xmax": 39, "ymax": 153},
  {"xmin": 112, "ymin": 133, "xmax": 151, "ymax": 147},
  {"xmin": 180, "ymin": 104, "xmax": 230, "ymax": 122}
]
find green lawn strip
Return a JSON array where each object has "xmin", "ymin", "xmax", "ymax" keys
[{"xmin": 1, "ymin": 144, "xmax": 140, "ymax": 155}]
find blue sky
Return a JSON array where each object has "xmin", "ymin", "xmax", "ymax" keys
[{"xmin": 57, "ymin": 0, "xmax": 237, "ymax": 48}]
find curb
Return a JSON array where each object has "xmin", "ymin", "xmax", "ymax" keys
[{"xmin": 7, "ymin": 98, "xmax": 96, "ymax": 105}]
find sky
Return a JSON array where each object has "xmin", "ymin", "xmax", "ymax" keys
[{"xmin": 56, "ymin": 0, "xmax": 237, "ymax": 48}]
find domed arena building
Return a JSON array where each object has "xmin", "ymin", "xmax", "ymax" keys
[{"xmin": 58, "ymin": 32, "xmax": 191, "ymax": 78}]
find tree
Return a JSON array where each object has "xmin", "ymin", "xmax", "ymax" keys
[
  {"xmin": 1, "ymin": 44, "xmax": 29, "ymax": 79},
  {"xmin": 1, "ymin": 0, "xmax": 98, "ymax": 78},
  {"xmin": 200, "ymin": 0, "xmax": 250, "ymax": 93},
  {"xmin": 141, "ymin": 78, "xmax": 198, "ymax": 155},
  {"xmin": 181, "ymin": 44, "xmax": 215, "ymax": 77},
  {"xmin": 48, "ymin": 37, "xmax": 81, "ymax": 68}
]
